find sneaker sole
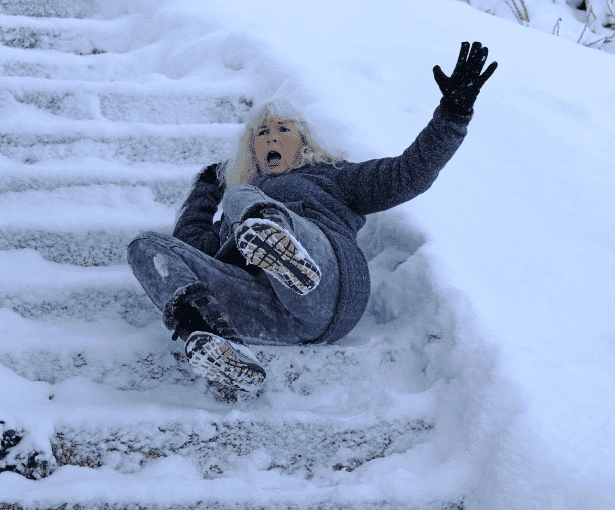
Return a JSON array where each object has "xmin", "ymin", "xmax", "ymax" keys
[
  {"xmin": 185, "ymin": 332, "xmax": 266, "ymax": 392},
  {"xmin": 235, "ymin": 218, "xmax": 321, "ymax": 295}
]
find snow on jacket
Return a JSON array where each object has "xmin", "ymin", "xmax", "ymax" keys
[{"xmin": 172, "ymin": 104, "xmax": 472, "ymax": 344}]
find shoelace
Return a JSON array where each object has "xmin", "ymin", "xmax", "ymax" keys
[
  {"xmin": 260, "ymin": 208, "xmax": 292, "ymax": 230},
  {"xmin": 232, "ymin": 207, "xmax": 292, "ymax": 235},
  {"xmin": 191, "ymin": 297, "xmax": 244, "ymax": 344}
]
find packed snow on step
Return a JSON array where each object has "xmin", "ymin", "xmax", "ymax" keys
[{"xmin": 1, "ymin": 0, "xmax": 614, "ymax": 509}]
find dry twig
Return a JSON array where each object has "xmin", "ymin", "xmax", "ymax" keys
[
  {"xmin": 584, "ymin": 33, "xmax": 615, "ymax": 46},
  {"xmin": 605, "ymin": 0, "xmax": 615, "ymax": 28},
  {"xmin": 577, "ymin": 5, "xmax": 596, "ymax": 43},
  {"xmin": 553, "ymin": 17, "xmax": 562, "ymax": 35},
  {"xmin": 505, "ymin": 0, "xmax": 530, "ymax": 25}
]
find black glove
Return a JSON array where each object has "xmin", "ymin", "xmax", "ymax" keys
[
  {"xmin": 199, "ymin": 162, "xmax": 221, "ymax": 184},
  {"xmin": 433, "ymin": 41, "xmax": 498, "ymax": 116}
]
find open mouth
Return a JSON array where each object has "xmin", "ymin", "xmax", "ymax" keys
[{"xmin": 266, "ymin": 150, "xmax": 281, "ymax": 165}]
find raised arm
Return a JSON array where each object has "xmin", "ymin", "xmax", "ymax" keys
[
  {"xmin": 172, "ymin": 163, "xmax": 224, "ymax": 255},
  {"xmin": 338, "ymin": 41, "xmax": 497, "ymax": 215}
]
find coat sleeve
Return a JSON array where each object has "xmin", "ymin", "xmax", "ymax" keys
[
  {"xmin": 172, "ymin": 163, "xmax": 224, "ymax": 256},
  {"xmin": 335, "ymin": 104, "xmax": 472, "ymax": 215}
]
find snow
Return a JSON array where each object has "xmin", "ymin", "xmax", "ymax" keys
[
  {"xmin": 153, "ymin": 253, "xmax": 169, "ymax": 279},
  {"xmin": 0, "ymin": 185, "xmax": 176, "ymax": 230},
  {"xmin": 1, "ymin": 0, "xmax": 614, "ymax": 508}
]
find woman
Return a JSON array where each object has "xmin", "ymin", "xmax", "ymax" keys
[{"xmin": 127, "ymin": 41, "xmax": 498, "ymax": 395}]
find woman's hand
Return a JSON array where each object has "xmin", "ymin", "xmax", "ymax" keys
[{"xmin": 433, "ymin": 41, "xmax": 498, "ymax": 116}]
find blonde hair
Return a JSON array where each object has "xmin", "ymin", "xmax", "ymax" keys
[{"xmin": 217, "ymin": 99, "xmax": 345, "ymax": 189}]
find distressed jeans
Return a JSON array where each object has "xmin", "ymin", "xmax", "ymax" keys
[{"xmin": 127, "ymin": 184, "xmax": 340, "ymax": 345}]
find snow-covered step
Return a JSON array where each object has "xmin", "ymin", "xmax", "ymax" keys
[
  {"xmin": 0, "ymin": 159, "xmax": 200, "ymax": 193},
  {"xmin": 0, "ymin": 13, "xmax": 135, "ymax": 54},
  {"xmin": 0, "ymin": 41, "xmax": 188, "ymax": 82},
  {"xmin": 0, "ymin": 181, "xmax": 183, "ymax": 265},
  {"xmin": 6, "ymin": 285, "xmax": 158, "ymax": 325},
  {"xmin": 0, "ymin": 0, "xmax": 98, "ymax": 19},
  {"xmin": 0, "ymin": 74, "xmax": 253, "ymax": 124},
  {"xmin": 98, "ymin": 94, "xmax": 252, "ymax": 125},
  {"xmin": 0, "ymin": 174, "xmax": 191, "ymax": 205},
  {"xmin": 0, "ymin": 494, "xmax": 463, "ymax": 510},
  {"xmin": 8, "ymin": 408, "xmax": 437, "ymax": 482},
  {"xmin": 0, "ymin": 503, "xmax": 465, "ymax": 510},
  {"xmin": 0, "ymin": 227, "xmax": 169, "ymax": 266},
  {"xmin": 0, "ymin": 75, "xmax": 254, "ymax": 104},
  {"xmin": 10, "ymin": 91, "xmax": 252, "ymax": 124},
  {"xmin": 4, "ymin": 281, "xmax": 157, "ymax": 325},
  {"xmin": 1, "ymin": 80, "xmax": 252, "ymax": 123},
  {"xmin": 0, "ymin": 250, "xmax": 159, "ymax": 323},
  {"xmin": 0, "ymin": 250, "xmax": 155, "ymax": 326},
  {"xmin": 0, "ymin": 43, "xmax": 114, "ymax": 80},
  {"xmin": 0, "ymin": 161, "xmax": 196, "ymax": 266},
  {"xmin": 48, "ymin": 417, "xmax": 432, "ymax": 480},
  {"xmin": 0, "ymin": 229, "xmax": 138, "ymax": 266},
  {"xmin": 0, "ymin": 179, "xmax": 187, "ymax": 211},
  {"xmin": 0, "ymin": 121, "xmax": 239, "ymax": 164}
]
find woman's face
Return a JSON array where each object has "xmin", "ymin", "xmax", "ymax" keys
[{"xmin": 253, "ymin": 119, "xmax": 304, "ymax": 175}]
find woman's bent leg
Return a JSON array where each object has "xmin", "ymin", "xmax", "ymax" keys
[
  {"xmin": 222, "ymin": 185, "xmax": 340, "ymax": 341},
  {"xmin": 126, "ymin": 231, "xmax": 305, "ymax": 344}
]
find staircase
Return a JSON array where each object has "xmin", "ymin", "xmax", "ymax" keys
[{"xmin": 0, "ymin": 2, "xmax": 466, "ymax": 509}]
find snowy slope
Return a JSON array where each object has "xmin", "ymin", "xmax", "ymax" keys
[
  {"xmin": 1, "ymin": 0, "xmax": 614, "ymax": 509},
  {"xmin": 464, "ymin": 0, "xmax": 615, "ymax": 55}
]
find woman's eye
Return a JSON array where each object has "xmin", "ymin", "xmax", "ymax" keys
[
  {"xmin": 279, "ymin": 126, "xmax": 289, "ymax": 132},
  {"xmin": 257, "ymin": 130, "xmax": 267, "ymax": 136}
]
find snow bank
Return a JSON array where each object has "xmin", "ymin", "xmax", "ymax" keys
[{"xmin": 204, "ymin": 0, "xmax": 615, "ymax": 505}]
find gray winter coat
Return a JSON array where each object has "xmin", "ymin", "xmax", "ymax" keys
[{"xmin": 173, "ymin": 104, "xmax": 472, "ymax": 344}]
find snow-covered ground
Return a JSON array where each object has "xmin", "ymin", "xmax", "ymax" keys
[
  {"xmin": 1, "ymin": 0, "xmax": 614, "ymax": 509},
  {"xmin": 467, "ymin": 0, "xmax": 615, "ymax": 55}
]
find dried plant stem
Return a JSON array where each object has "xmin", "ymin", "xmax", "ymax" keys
[
  {"xmin": 574, "ymin": 4, "xmax": 614, "ymax": 47},
  {"xmin": 505, "ymin": 0, "xmax": 530, "ymax": 24},
  {"xmin": 553, "ymin": 17, "xmax": 562, "ymax": 35},
  {"xmin": 606, "ymin": 0, "xmax": 615, "ymax": 27},
  {"xmin": 585, "ymin": 33, "xmax": 614, "ymax": 46},
  {"xmin": 577, "ymin": 5, "xmax": 596, "ymax": 43},
  {"xmin": 517, "ymin": 0, "xmax": 530, "ymax": 21}
]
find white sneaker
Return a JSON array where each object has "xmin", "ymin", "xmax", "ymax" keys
[
  {"xmin": 184, "ymin": 331, "xmax": 266, "ymax": 392},
  {"xmin": 235, "ymin": 217, "xmax": 321, "ymax": 295}
]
